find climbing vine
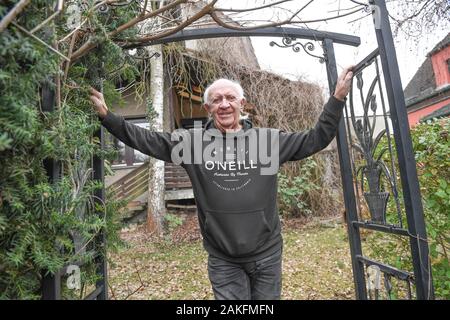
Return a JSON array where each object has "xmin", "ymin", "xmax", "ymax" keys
[{"xmin": 0, "ymin": 0, "xmax": 143, "ymax": 299}]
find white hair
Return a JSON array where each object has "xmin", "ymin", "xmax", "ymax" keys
[
  {"xmin": 203, "ymin": 78, "xmax": 245, "ymax": 104},
  {"xmin": 203, "ymin": 78, "xmax": 248, "ymax": 120}
]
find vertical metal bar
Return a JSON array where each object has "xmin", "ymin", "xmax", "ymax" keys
[
  {"xmin": 407, "ymin": 280, "xmax": 413, "ymax": 299},
  {"xmin": 92, "ymin": 76, "xmax": 108, "ymax": 299},
  {"xmin": 41, "ymin": 83, "xmax": 61, "ymax": 300},
  {"xmin": 343, "ymin": 90, "xmax": 362, "ymax": 221},
  {"xmin": 374, "ymin": 58, "xmax": 403, "ymax": 227},
  {"xmin": 40, "ymin": 0, "xmax": 63, "ymax": 299},
  {"xmin": 370, "ymin": 0, "xmax": 433, "ymax": 299},
  {"xmin": 323, "ymin": 38, "xmax": 367, "ymax": 300},
  {"xmin": 383, "ymin": 273, "xmax": 392, "ymax": 299},
  {"xmin": 41, "ymin": 83, "xmax": 60, "ymax": 180},
  {"xmin": 93, "ymin": 126, "xmax": 107, "ymax": 300},
  {"xmin": 41, "ymin": 270, "xmax": 61, "ymax": 300}
]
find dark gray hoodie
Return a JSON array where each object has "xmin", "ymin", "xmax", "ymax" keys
[{"xmin": 101, "ymin": 96, "xmax": 344, "ymax": 263}]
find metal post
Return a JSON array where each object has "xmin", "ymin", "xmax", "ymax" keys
[
  {"xmin": 92, "ymin": 82, "xmax": 108, "ymax": 299},
  {"xmin": 41, "ymin": 83, "xmax": 61, "ymax": 300},
  {"xmin": 370, "ymin": 0, "xmax": 433, "ymax": 299},
  {"xmin": 323, "ymin": 38, "xmax": 367, "ymax": 299}
]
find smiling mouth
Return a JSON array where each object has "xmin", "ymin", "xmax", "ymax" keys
[{"xmin": 218, "ymin": 113, "xmax": 233, "ymax": 118}]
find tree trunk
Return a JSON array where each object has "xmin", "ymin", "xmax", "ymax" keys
[{"xmin": 146, "ymin": 44, "xmax": 165, "ymax": 236}]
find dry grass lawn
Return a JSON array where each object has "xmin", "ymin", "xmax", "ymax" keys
[{"xmin": 108, "ymin": 215, "xmax": 355, "ymax": 300}]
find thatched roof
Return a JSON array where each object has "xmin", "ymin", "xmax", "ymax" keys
[{"xmin": 166, "ymin": 47, "xmax": 324, "ymax": 132}]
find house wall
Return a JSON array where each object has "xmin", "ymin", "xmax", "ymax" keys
[
  {"xmin": 431, "ymin": 46, "xmax": 450, "ymax": 88},
  {"xmin": 182, "ymin": 1, "xmax": 260, "ymax": 70},
  {"xmin": 406, "ymin": 43, "xmax": 450, "ymax": 127},
  {"xmin": 408, "ymin": 98, "xmax": 450, "ymax": 126},
  {"xmin": 111, "ymin": 88, "xmax": 147, "ymax": 118},
  {"xmin": 107, "ymin": 89, "xmax": 148, "ymax": 187},
  {"xmin": 185, "ymin": 37, "xmax": 260, "ymax": 70}
]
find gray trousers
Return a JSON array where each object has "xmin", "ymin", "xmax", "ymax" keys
[{"xmin": 207, "ymin": 248, "xmax": 282, "ymax": 300}]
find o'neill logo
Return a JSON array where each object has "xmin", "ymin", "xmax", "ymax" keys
[
  {"xmin": 204, "ymin": 160, "xmax": 257, "ymax": 171},
  {"xmin": 169, "ymin": 121, "xmax": 279, "ymax": 191}
]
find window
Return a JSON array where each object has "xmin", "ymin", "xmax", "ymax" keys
[{"xmin": 108, "ymin": 118, "xmax": 150, "ymax": 167}]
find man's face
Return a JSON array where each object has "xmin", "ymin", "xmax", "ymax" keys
[{"xmin": 204, "ymin": 81, "xmax": 245, "ymax": 132}]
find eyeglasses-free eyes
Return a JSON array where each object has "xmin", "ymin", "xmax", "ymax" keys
[{"xmin": 209, "ymin": 94, "xmax": 239, "ymax": 106}]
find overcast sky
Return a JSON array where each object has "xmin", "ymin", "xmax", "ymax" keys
[{"xmin": 216, "ymin": 0, "xmax": 449, "ymax": 92}]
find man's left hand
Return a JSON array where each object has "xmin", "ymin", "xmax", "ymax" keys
[{"xmin": 334, "ymin": 66, "xmax": 354, "ymax": 102}]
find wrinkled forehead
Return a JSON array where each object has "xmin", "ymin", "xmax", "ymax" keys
[{"xmin": 208, "ymin": 81, "xmax": 241, "ymax": 98}]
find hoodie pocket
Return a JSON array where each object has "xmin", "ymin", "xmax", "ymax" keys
[{"xmin": 204, "ymin": 208, "xmax": 271, "ymax": 257}]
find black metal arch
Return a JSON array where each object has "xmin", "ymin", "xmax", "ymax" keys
[
  {"xmin": 43, "ymin": 1, "xmax": 433, "ymax": 300},
  {"xmin": 107, "ymin": 20, "xmax": 433, "ymax": 300},
  {"xmin": 123, "ymin": 26, "xmax": 361, "ymax": 49}
]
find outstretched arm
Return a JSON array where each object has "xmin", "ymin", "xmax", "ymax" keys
[
  {"xmin": 89, "ymin": 88, "xmax": 174, "ymax": 162},
  {"xmin": 279, "ymin": 66, "xmax": 353, "ymax": 163}
]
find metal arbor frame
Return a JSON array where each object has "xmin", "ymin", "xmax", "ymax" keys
[
  {"xmin": 42, "ymin": 0, "xmax": 433, "ymax": 300},
  {"xmin": 135, "ymin": 20, "xmax": 431, "ymax": 300}
]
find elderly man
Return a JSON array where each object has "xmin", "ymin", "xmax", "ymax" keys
[{"xmin": 90, "ymin": 67, "xmax": 353, "ymax": 300}]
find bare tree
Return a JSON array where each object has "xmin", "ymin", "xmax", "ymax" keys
[
  {"xmin": 61, "ymin": 0, "xmax": 368, "ymax": 62},
  {"xmin": 386, "ymin": 0, "xmax": 449, "ymax": 38}
]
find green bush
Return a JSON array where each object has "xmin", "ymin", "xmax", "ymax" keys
[
  {"xmin": 278, "ymin": 158, "xmax": 321, "ymax": 217},
  {"xmin": 413, "ymin": 118, "xmax": 449, "ymax": 298},
  {"xmin": 0, "ymin": 0, "xmax": 139, "ymax": 299},
  {"xmin": 370, "ymin": 118, "xmax": 449, "ymax": 299}
]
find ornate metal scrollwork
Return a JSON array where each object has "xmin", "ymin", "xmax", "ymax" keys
[
  {"xmin": 96, "ymin": 0, "xmax": 138, "ymax": 14},
  {"xmin": 348, "ymin": 58, "xmax": 403, "ymax": 227},
  {"xmin": 269, "ymin": 37, "xmax": 325, "ymax": 63}
]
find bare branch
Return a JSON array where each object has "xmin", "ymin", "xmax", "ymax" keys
[
  {"xmin": 214, "ymin": 0, "xmax": 294, "ymax": 13},
  {"xmin": 58, "ymin": 17, "xmax": 89, "ymax": 43},
  {"xmin": 385, "ymin": 0, "xmax": 448, "ymax": 37},
  {"xmin": 391, "ymin": 0, "xmax": 434, "ymax": 24},
  {"xmin": 210, "ymin": 0, "xmax": 314, "ymax": 31},
  {"xmin": 30, "ymin": 1, "xmax": 64, "ymax": 34},
  {"xmin": 122, "ymin": 258, "xmax": 149, "ymax": 300},
  {"xmin": 141, "ymin": 0, "xmax": 149, "ymax": 16},
  {"xmin": 120, "ymin": 0, "xmax": 219, "ymax": 47},
  {"xmin": 68, "ymin": 0, "xmax": 363, "ymax": 63},
  {"xmin": 11, "ymin": 22, "xmax": 70, "ymax": 62},
  {"xmin": 291, "ymin": 7, "xmax": 365, "ymax": 24},
  {"xmin": 349, "ymin": 0, "xmax": 368, "ymax": 6},
  {"xmin": 70, "ymin": 0, "xmax": 188, "ymax": 62},
  {"xmin": 328, "ymin": 4, "xmax": 363, "ymax": 13},
  {"xmin": 110, "ymin": 0, "xmax": 188, "ymax": 37},
  {"xmin": 63, "ymin": 30, "xmax": 79, "ymax": 83},
  {"xmin": 0, "ymin": 0, "xmax": 31, "ymax": 33}
]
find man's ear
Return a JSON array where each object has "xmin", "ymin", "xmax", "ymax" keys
[
  {"xmin": 203, "ymin": 103, "xmax": 211, "ymax": 116},
  {"xmin": 240, "ymin": 98, "xmax": 246, "ymax": 109}
]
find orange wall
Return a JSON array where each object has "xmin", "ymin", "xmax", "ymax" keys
[
  {"xmin": 408, "ymin": 98, "xmax": 450, "ymax": 126},
  {"xmin": 431, "ymin": 46, "xmax": 450, "ymax": 88}
]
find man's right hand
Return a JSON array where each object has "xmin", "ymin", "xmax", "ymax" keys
[
  {"xmin": 334, "ymin": 66, "xmax": 354, "ymax": 102},
  {"xmin": 89, "ymin": 87, "xmax": 108, "ymax": 119}
]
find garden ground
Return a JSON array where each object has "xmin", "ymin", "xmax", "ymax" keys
[{"xmin": 108, "ymin": 213, "xmax": 355, "ymax": 300}]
